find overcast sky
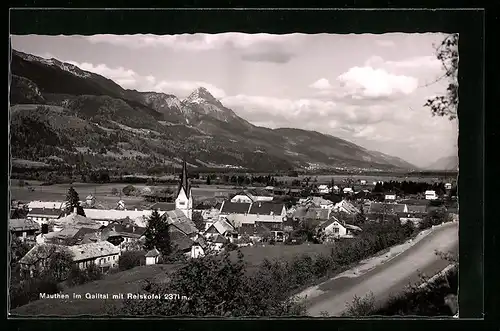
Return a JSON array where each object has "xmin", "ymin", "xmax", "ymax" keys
[{"xmin": 11, "ymin": 33, "xmax": 458, "ymax": 167}]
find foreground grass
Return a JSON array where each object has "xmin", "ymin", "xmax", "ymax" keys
[{"xmin": 10, "ymin": 264, "xmax": 180, "ymax": 316}]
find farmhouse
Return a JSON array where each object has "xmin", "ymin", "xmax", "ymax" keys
[
  {"xmin": 83, "ymin": 208, "xmax": 152, "ymax": 227},
  {"xmin": 164, "ymin": 209, "xmax": 199, "ymax": 240},
  {"xmin": 219, "ymin": 201, "xmax": 252, "ymax": 220},
  {"xmin": 145, "ymin": 248, "xmax": 161, "ymax": 265},
  {"xmin": 317, "ymin": 184, "xmax": 330, "ymax": 194},
  {"xmin": 332, "ymin": 200, "xmax": 360, "ymax": 215},
  {"xmin": 67, "ymin": 241, "xmax": 121, "ymax": 271},
  {"xmin": 27, "ymin": 208, "xmax": 62, "ymax": 225},
  {"xmin": 101, "ymin": 221, "xmax": 147, "ymax": 251},
  {"xmin": 248, "ymin": 201, "xmax": 286, "ymax": 221},
  {"xmin": 51, "ymin": 212, "xmax": 104, "ymax": 232},
  {"xmin": 9, "ymin": 218, "xmax": 40, "ymax": 242},
  {"xmin": 425, "ymin": 190, "xmax": 438, "ymax": 200},
  {"xmin": 445, "ymin": 183, "xmax": 452, "ymax": 190},
  {"xmin": 293, "ymin": 207, "xmax": 331, "ymax": 222},
  {"xmin": 27, "ymin": 201, "xmax": 65, "ymax": 210},
  {"xmin": 319, "ymin": 218, "xmax": 362, "ymax": 241},
  {"xmin": 204, "ymin": 218, "xmax": 238, "ymax": 242},
  {"xmin": 149, "ymin": 202, "xmax": 176, "ymax": 213}
]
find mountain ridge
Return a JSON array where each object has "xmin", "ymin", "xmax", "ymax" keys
[{"xmin": 9, "ymin": 49, "xmax": 417, "ymax": 172}]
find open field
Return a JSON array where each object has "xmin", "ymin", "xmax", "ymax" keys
[
  {"xmin": 11, "ymin": 264, "xmax": 180, "ymax": 316},
  {"xmin": 275, "ymin": 174, "xmax": 454, "ymax": 185},
  {"xmin": 9, "ymin": 181, "xmax": 239, "ymax": 208},
  {"xmin": 11, "ymin": 243, "xmax": 333, "ymax": 316}
]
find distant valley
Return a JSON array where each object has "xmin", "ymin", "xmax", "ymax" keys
[{"xmin": 9, "ymin": 50, "xmax": 418, "ymax": 173}]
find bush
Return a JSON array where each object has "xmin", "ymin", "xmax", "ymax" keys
[
  {"xmin": 67, "ymin": 263, "xmax": 103, "ymax": 287},
  {"xmin": 119, "ymin": 250, "xmax": 145, "ymax": 271},
  {"xmin": 10, "ymin": 276, "xmax": 61, "ymax": 309},
  {"xmin": 122, "ymin": 185, "xmax": 137, "ymax": 196},
  {"xmin": 343, "ymin": 292, "xmax": 376, "ymax": 317}
]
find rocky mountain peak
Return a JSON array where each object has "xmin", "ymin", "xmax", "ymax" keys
[{"xmin": 184, "ymin": 87, "xmax": 219, "ymax": 105}]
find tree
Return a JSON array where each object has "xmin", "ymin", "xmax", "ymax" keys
[
  {"xmin": 143, "ymin": 209, "xmax": 171, "ymax": 257},
  {"xmin": 119, "ymin": 250, "xmax": 145, "ymax": 271},
  {"xmin": 424, "ymin": 33, "xmax": 459, "ymax": 120},
  {"xmin": 192, "ymin": 211, "xmax": 205, "ymax": 232},
  {"xmin": 111, "ymin": 187, "xmax": 119, "ymax": 196},
  {"xmin": 206, "ymin": 176, "xmax": 211, "ymax": 185},
  {"xmin": 122, "ymin": 185, "xmax": 136, "ymax": 196},
  {"xmin": 65, "ymin": 186, "xmax": 85, "ymax": 216}
]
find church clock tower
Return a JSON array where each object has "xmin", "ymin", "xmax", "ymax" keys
[{"xmin": 175, "ymin": 160, "xmax": 193, "ymax": 220}]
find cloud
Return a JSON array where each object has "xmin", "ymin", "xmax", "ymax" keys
[
  {"xmin": 153, "ymin": 80, "xmax": 226, "ymax": 99},
  {"xmin": 375, "ymin": 39, "xmax": 396, "ymax": 47},
  {"xmin": 385, "ymin": 56, "xmax": 442, "ymax": 69},
  {"xmin": 85, "ymin": 33, "xmax": 301, "ymax": 51},
  {"xmin": 337, "ymin": 66, "xmax": 419, "ymax": 99},
  {"xmin": 240, "ymin": 50, "xmax": 294, "ymax": 64},
  {"xmin": 309, "ymin": 78, "xmax": 332, "ymax": 90},
  {"xmin": 67, "ymin": 61, "xmax": 139, "ymax": 88}
]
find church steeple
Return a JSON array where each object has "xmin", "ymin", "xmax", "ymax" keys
[{"xmin": 178, "ymin": 160, "xmax": 190, "ymax": 198}]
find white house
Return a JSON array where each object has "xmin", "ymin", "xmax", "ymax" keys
[
  {"xmin": 190, "ymin": 243, "xmax": 205, "ymax": 258},
  {"xmin": 319, "ymin": 219, "xmax": 362, "ymax": 241},
  {"xmin": 445, "ymin": 183, "xmax": 452, "ymax": 190},
  {"xmin": 385, "ymin": 194, "xmax": 397, "ymax": 201},
  {"xmin": 68, "ymin": 241, "xmax": 121, "ymax": 271},
  {"xmin": 175, "ymin": 160, "xmax": 193, "ymax": 220},
  {"xmin": 332, "ymin": 200, "xmax": 361, "ymax": 215},
  {"xmin": 317, "ymin": 184, "xmax": 330, "ymax": 194},
  {"xmin": 145, "ymin": 248, "xmax": 161, "ymax": 265},
  {"xmin": 204, "ymin": 218, "xmax": 238, "ymax": 242},
  {"xmin": 27, "ymin": 201, "xmax": 65, "ymax": 210},
  {"xmin": 360, "ymin": 180, "xmax": 367, "ymax": 185},
  {"xmin": 343, "ymin": 187, "xmax": 354, "ymax": 194},
  {"xmin": 27, "ymin": 208, "xmax": 62, "ymax": 226},
  {"xmin": 425, "ymin": 190, "xmax": 438, "ymax": 200}
]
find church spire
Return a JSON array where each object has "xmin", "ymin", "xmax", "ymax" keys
[{"xmin": 178, "ymin": 159, "xmax": 190, "ymax": 198}]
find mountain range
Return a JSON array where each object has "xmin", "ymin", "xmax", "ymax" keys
[
  {"xmin": 9, "ymin": 50, "xmax": 418, "ymax": 172},
  {"xmin": 425, "ymin": 155, "xmax": 458, "ymax": 171}
]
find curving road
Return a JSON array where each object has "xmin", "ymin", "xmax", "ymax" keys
[{"xmin": 305, "ymin": 222, "xmax": 459, "ymax": 316}]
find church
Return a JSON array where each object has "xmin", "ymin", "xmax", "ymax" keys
[{"xmin": 175, "ymin": 160, "xmax": 193, "ymax": 220}]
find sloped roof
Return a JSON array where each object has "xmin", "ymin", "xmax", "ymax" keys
[
  {"xmin": 150, "ymin": 202, "xmax": 176, "ymax": 211},
  {"xmin": 104, "ymin": 222, "xmax": 147, "ymax": 237},
  {"xmin": 345, "ymin": 224, "xmax": 363, "ymax": 232},
  {"xmin": 9, "ymin": 218, "xmax": 40, "ymax": 232},
  {"xmin": 368, "ymin": 203, "xmax": 406, "ymax": 214},
  {"xmin": 246, "ymin": 188, "xmax": 273, "ymax": 197},
  {"xmin": 334, "ymin": 200, "xmax": 361, "ymax": 214},
  {"xmin": 248, "ymin": 202, "xmax": 284, "ymax": 216},
  {"xmin": 83, "ymin": 209, "xmax": 152, "ymax": 221},
  {"xmin": 319, "ymin": 216, "xmax": 341, "ymax": 230},
  {"xmin": 220, "ymin": 201, "xmax": 251, "ymax": 214},
  {"xmin": 212, "ymin": 234, "xmax": 228, "ymax": 244},
  {"xmin": 145, "ymin": 248, "xmax": 160, "ymax": 257},
  {"xmin": 164, "ymin": 209, "xmax": 198, "ymax": 235},
  {"xmin": 171, "ymin": 235, "xmax": 195, "ymax": 251},
  {"xmin": 67, "ymin": 241, "xmax": 120, "ymax": 261},
  {"xmin": 53, "ymin": 213, "xmax": 102, "ymax": 229},
  {"xmin": 211, "ymin": 218, "xmax": 235, "ymax": 235},
  {"xmin": 293, "ymin": 207, "xmax": 330, "ymax": 220},
  {"xmin": 27, "ymin": 201, "xmax": 64, "ymax": 210},
  {"xmin": 177, "ymin": 160, "xmax": 191, "ymax": 198},
  {"xmin": 407, "ymin": 205, "xmax": 427, "ymax": 214},
  {"xmin": 44, "ymin": 227, "xmax": 81, "ymax": 241},
  {"xmin": 19, "ymin": 244, "xmax": 69, "ymax": 265},
  {"xmin": 27, "ymin": 208, "xmax": 62, "ymax": 217},
  {"xmin": 71, "ymin": 227, "xmax": 100, "ymax": 244}
]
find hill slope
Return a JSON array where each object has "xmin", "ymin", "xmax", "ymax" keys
[
  {"xmin": 425, "ymin": 155, "xmax": 458, "ymax": 171},
  {"xmin": 9, "ymin": 50, "xmax": 417, "ymax": 172}
]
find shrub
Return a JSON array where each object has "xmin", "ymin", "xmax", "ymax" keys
[
  {"xmin": 343, "ymin": 292, "xmax": 376, "ymax": 317},
  {"xmin": 9, "ymin": 276, "xmax": 60, "ymax": 309},
  {"xmin": 119, "ymin": 250, "xmax": 145, "ymax": 271},
  {"xmin": 67, "ymin": 263, "xmax": 103, "ymax": 287}
]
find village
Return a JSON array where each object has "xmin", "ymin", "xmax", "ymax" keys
[{"xmin": 9, "ymin": 160, "xmax": 458, "ymax": 283}]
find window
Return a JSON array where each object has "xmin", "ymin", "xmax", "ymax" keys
[
  {"xmin": 333, "ymin": 227, "xmax": 340, "ymax": 234},
  {"xmin": 179, "ymin": 201, "xmax": 185, "ymax": 206}
]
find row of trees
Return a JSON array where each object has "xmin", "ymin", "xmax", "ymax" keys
[
  {"xmin": 372, "ymin": 180, "xmax": 451, "ymax": 196},
  {"xmin": 110, "ymin": 218, "xmax": 424, "ymax": 317}
]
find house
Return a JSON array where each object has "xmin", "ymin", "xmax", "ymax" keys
[
  {"xmin": 175, "ymin": 160, "xmax": 193, "ymax": 220},
  {"xmin": 27, "ymin": 201, "xmax": 65, "ymax": 210},
  {"xmin": 164, "ymin": 209, "xmax": 199, "ymax": 240},
  {"xmin": 191, "ymin": 242, "xmax": 205, "ymax": 258},
  {"xmin": 230, "ymin": 191, "xmax": 255, "ymax": 203},
  {"xmin": 218, "ymin": 201, "xmax": 252, "ymax": 220},
  {"xmin": 343, "ymin": 187, "xmax": 354, "ymax": 194},
  {"xmin": 204, "ymin": 218, "xmax": 238, "ymax": 242},
  {"xmin": 102, "ymin": 221, "xmax": 147, "ymax": 251},
  {"xmin": 145, "ymin": 248, "xmax": 161, "ymax": 265},
  {"xmin": 299, "ymin": 196, "xmax": 333, "ymax": 209},
  {"xmin": 149, "ymin": 202, "xmax": 176, "ymax": 213},
  {"xmin": 83, "ymin": 209, "xmax": 153, "ymax": 227},
  {"xmin": 10, "ymin": 219, "xmax": 40, "ymax": 242},
  {"xmin": 360, "ymin": 180, "xmax": 367, "ymax": 185},
  {"xmin": 201, "ymin": 208, "xmax": 220, "ymax": 223},
  {"xmin": 51, "ymin": 212, "xmax": 104, "ymax": 232},
  {"xmin": 85, "ymin": 194, "xmax": 96, "ymax": 207},
  {"xmin": 319, "ymin": 218, "xmax": 362, "ymax": 241},
  {"xmin": 27, "ymin": 208, "xmax": 62, "ymax": 225},
  {"xmin": 445, "ymin": 183, "xmax": 452, "ymax": 190},
  {"xmin": 248, "ymin": 201, "xmax": 286, "ymax": 221},
  {"xmin": 332, "ymin": 200, "xmax": 361, "ymax": 215},
  {"xmin": 425, "ymin": 190, "xmax": 438, "ymax": 200},
  {"xmin": 67, "ymin": 241, "xmax": 121, "ymax": 271},
  {"xmin": 207, "ymin": 234, "xmax": 227, "ymax": 251},
  {"xmin": 318, "ymin": 184, "xmax": 330, "ymax": 194},
  {"xmin": 385, "ymin": 194, "xmax": 397, "ymax": 201},
  {"xmin": 293, "ymin": 207, "xmax": 331, "ymax": 222},
  {"xmin": 20, "ymin": 241, "xmax": 120, "ymax": 275}
]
